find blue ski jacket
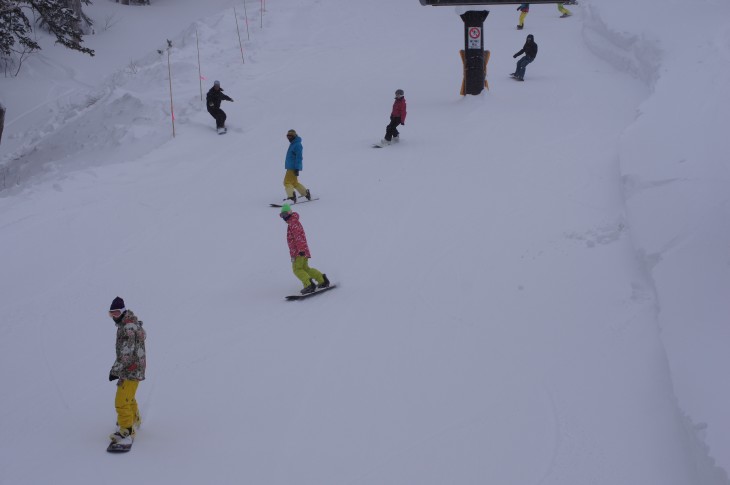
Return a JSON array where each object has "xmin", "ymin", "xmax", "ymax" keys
[{"xmin": 285, "ymin": 136, "xmax": 303, "ymax": 171}]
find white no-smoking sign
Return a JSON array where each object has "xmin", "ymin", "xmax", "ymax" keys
[{"xmin": 468, "ymin": 27, "xmax": 481, "ymax": 49}]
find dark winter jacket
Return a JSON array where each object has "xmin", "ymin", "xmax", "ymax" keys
[
  {"xmin": 206, "ymin": 87, "xmax": 233, "ymax": 110},
  {"xmin": 110, "ymin": 310, "xmax": 146, "ymax": 381},
  {"xmin": 517, "ymin": 3, "xmax": 529, "ymax": 12},
  {"xmin": 285, "ymin": 136, "xmax": 303, "ymax": 171},
  {"xmin": 391, "ymin": 97, "xmax": 407, "ymax": 124},
  {"xmin": 515, "ymin": 38, "xmax": 538, "ymax": 60},
  {"xmin": 285, "ymin": 212, "xmax": 311, "ymax": 259}
]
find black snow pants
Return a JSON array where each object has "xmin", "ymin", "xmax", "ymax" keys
[
  {"xmin": 384, "ymin": 116, "xmax": 401, "ymax": 141},
  {"xmin": 207, "ymin": 106, "xmax": 227, "ymax": 129}
]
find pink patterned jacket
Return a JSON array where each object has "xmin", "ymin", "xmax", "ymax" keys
[{"xmin": 286, "ymin": 212, "xmax": 311, "ymax": 259}]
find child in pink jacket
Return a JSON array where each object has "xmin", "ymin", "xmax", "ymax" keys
[{"xmin": 381, "ymin": 89, "xmax": 407, "ymax": 146}]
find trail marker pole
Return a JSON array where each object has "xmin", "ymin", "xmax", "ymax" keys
[
  {"xmin": 243, "ymin": 0, "xmax": 251, "ymax": 40},
  {"xmin": 234, "ymin": 6, "xmax": 245, "ymax": 64},
  {"xmin": 160, "ymin": 40, "xmax": 175, "ymax": 138},
  {"xmin": 196, "ymin": 29, "xmax": 203, "ymax": 101}
]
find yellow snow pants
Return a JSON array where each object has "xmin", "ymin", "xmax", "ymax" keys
[
  {"xmin": 557, "ymin": 3, "xmax": 572, "ymax": 15},
  {"xmin": 115, "ymin": 379, "xmax": 140, "ymax": 430},
  {"xmin": 283, "ymin": 170, "xmax": 308, "ymax": 198},
  {"xmin": 292, "ymin": 256, "xmax": 324, "ymax": 287},
  {"xmin": 518, "ymin": 11, "xmax": 528, "ymax": 27}
]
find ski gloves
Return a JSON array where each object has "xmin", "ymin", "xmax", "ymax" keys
[{"xmin": 109, "ymin": 372, "xmax": 119, "ymax": 382}]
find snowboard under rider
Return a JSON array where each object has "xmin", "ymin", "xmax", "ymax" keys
[
  {"xmin": 381, "ymin": 89, "xmax": 407, "ymax": 146},
  {"xmin": 511, "ymin": 34, "xmax": 538, "ymax": 81},
  {"xmin": 206, "ymin": 80, "xmax": 234, "ymax": 132},
  {"xmin": 279, "ymin": 203, "xmax": 329, "ymax": 294},
  {"xmin": 283, "ymin": 129, "xmax": 311, "ymax": 204},
  {"xmin": 107, "ymin": 296, "xmax": 146, "ymax": 446}
]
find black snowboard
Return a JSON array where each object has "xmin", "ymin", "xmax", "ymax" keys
[
  {"xmin": 107, "ymin": 441, "xmax": 133, "ymax": 453},
  {"xmin": 285, "ymin": 284, "xmax": 337, "ymax": 301}
]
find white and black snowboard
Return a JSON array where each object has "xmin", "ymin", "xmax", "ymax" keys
[{"xmin": 372, "ymin": 138, "xmax": 401, "ymax": 148}]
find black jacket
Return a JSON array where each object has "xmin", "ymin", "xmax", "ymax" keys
[
  {"xmin": 206, "ymin": 87, "xmax": 233, "ymax": 110},
  {"xmin": 515, "ymin": 40, "xmax": 538, "ymax": 60}
]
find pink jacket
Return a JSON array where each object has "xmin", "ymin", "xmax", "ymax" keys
[
  {"xmin": 391, "ymin": 97, "xmax": 407, "ymax": 123},
  {"xmin": 286, "ymin": 212, "xmax": 311, "ymax": 259}
]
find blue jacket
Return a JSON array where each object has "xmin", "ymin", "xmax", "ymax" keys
[{"xmin": 285, "ymin": 136, "xmax": 303, "ymax": 171}]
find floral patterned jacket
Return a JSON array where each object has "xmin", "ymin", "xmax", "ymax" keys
[
  {"xmin": 286, "ymin": 212, "xmax": 311, "ymax": 259},
  {"xmin": 111, "ymin": 310, "xmax": 146, "ymax": 381}
]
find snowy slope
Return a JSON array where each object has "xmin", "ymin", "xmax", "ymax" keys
[{"xmin": 0, "ymin": 0, "xmax": 728, "ymax": 484}]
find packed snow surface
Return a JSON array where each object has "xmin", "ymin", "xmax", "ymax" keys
[{"xmin": 1, "ymin": 0, "xmax": 728, "ymax": 484}]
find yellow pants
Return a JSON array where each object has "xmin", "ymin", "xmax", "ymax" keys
[
  {"xmin": 115, "ymin": 380, "xmax": 140, "ymax": 430},
  {"xmin": 283, "ymin": 170, "xmax": 308, "ymax": 198},
  {"xmin": 557, "ymin": 3, "xmax": 571, "ymax": 15},
  {"xmin": 292, "ymin": 256, "xmax": 324, "ymax": 287},
  {"xmin": 518, "ymin": 11, "xmax": 527, "ymax": 26}
]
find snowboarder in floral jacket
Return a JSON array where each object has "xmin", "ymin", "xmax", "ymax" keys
[
  {"xmin": 107, "ymin": 296, "xmax": 146, "ymax": 444},
  {"xmin": 279, "ymin": 204, "xmax": 329, "ymax": 294}
]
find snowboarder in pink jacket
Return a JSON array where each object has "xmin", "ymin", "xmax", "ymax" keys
[
  {"xmin": 279, "ymin": 204, "xmax": 329, "ymax": 294},
  {"xmin": 381, "ymin": 89, "xmax": 407, "ymax": 146}
]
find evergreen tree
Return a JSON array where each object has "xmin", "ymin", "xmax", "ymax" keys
[{"xmin": 0, "ymin": 0, "xmax": 94, "ymax": 59}]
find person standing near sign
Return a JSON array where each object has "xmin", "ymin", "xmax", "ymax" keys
[
  {"xmin": 511, "ymin": 34, "xmax": 538, "ymax": 82},
  {"xmin": 516, "ymin": 4, "xmax": 529, "ymax": 30}
]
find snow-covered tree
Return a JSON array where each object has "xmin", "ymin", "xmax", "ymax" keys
[
  {"xmin": 0, "ymin": 101, "xmax": 5, "ymax": 144},
  {"xmin": 0, "ymin": 0, "xmax": 94, "ymax": 60}
]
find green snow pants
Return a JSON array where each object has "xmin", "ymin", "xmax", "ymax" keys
[{"xmin": 292, "ymin": 256, "xmax": 324, "ymax": 287}]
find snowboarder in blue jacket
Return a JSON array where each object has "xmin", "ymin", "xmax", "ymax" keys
[{"xmin": 283, "ymin": 129, "xmax": 311, "ymax": 204}]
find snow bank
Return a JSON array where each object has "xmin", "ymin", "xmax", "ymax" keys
[
  {"xmin": 584, "ymin": 0, "xmax": 730, "ymax": 477},
  {"xmin": 0, "ymin": 10, "xmax": 237, "ymax": 196}
]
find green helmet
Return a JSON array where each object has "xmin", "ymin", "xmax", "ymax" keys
[{"xmin": 281, "ymin": 203, "xmax": 291, "ymax": 213}]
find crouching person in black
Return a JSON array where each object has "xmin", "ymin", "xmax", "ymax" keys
[{"xmin": 206, "ymin": 80, "xmax": 234, "ymax": 133}]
